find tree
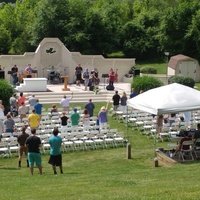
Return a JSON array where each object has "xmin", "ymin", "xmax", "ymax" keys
[
  {"xmin": 159, "ymin": 1, "xmax": 200, "ymax": 58},
  {"xmin": 132, "ymin": 76, "xmax": 163, "ymax": 93},
  {"xmin": 0, "ymin": 80, "xmax": 14, "ymax": 113},
  {"xmin": 30, "ymin": 0, "xmax": 70, "ymax": 46}
]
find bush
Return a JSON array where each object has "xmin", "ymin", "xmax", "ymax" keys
[
  {"xmin": 132, "ymin": 76, "xmax": 163, "ymax": 93},
  {"xmin": 168, "ymin": 76, "xmax": 195, "ymax": 88},
  {"xmin": 140, "ymin": 67, "xmax": 157, "ymax": 74},
  {"xmin": 0, "ymin": 80, "xmax": 14, "ymax": 112}
]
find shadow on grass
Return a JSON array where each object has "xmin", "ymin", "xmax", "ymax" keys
[{"xmin": 0, "ymin": 167, "xmax": 19, "ymax": 170}]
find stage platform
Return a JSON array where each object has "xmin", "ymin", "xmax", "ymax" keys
[
  {"xmin": 22, "ymin": 82, "xmax": 131, "ymax": 104},
  {"xmin": 47, "ymin": 82, "xmax": 131, "ymax": 93}
]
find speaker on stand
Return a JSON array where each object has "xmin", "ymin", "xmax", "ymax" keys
[
  {"xmin": 134, "ymin": 69, "xmax": 140, "ymax": 77},
  {"xmin": 102, "ymin": 74, "xmax": 109, "ymax": 89}
]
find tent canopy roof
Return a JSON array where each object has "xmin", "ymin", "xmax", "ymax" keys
[{"xmin": 127, "ymin": 83, "xmax": 200, "ymax": 115}]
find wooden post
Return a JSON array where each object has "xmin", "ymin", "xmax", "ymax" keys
[
  {"xmin": 154, "ymin": 157, "xmax": 159, "ymax": 167},
  {"xmin": 127, "ymin": 143, "xmax": 131, "ymax": 159},
  {"xmin": 62, "ymin": 76, "xmax": 70, "ymax": 91}
]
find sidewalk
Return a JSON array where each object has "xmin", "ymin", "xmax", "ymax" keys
[{"xmin": 47, "ymin": 82, "xmax": 131, "ymax": 94}]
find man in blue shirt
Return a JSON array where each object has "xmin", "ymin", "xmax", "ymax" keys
[
  {"xmin": 34, "ymin": 99, "xmax": 43, "ymax": 117},
  {"xmin": 85, "ymin": 99, "xmax": 95, "ymax": 117},
  {"xmin": 130, "ymin": 88, "xmax": 137, "ymax": 98},
  {"xmin": 48, "ymin": 127, "xmax": 63, "ymax": 175}
]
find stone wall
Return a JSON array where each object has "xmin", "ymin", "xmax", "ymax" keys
[{"xmin": 0, "ymin": 38, "xmax": 136, "ymax": 83}]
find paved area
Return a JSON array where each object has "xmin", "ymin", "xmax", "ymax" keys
[{"xmin": 47, "ymin": 82, "xmax": 131, "ymax": 94}]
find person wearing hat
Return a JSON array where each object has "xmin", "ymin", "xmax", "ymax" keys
[
  {"xmin": 70, "ymin": 108, "xmax": 80, "ymax": 127},
  {"xmin": 98, "ymin": 102, "xmax": 109, "ymax": 130}
]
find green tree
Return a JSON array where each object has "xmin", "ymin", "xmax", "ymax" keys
[
  {"xmin": 63, "ymin": 0, "xmax": 89, "ymax": 52},
  {"xmin": 30, "ymin": 0, "xmax": 70, "ymax": 46},
  {"xmin": 0, "ymin": 80, "xmax": 14, "ymax": 112},
  {"xmin": 0, "ymin": 25, "xmax": 11, "ymax": 53},
  {"xmin": 159, "ymin": 1, "xmax": 200, "ymax": 57}
]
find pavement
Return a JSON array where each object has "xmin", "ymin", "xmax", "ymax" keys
[{"xmin": 47, "ymin": 82, "xmax": 131, "ymax": 94}]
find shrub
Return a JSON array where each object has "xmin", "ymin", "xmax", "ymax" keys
[
  {"xmin": 140, "ymin": 67, "xmax": 157, "ymax": 74},
  {"xmin": 0, "ymin": 79, "xmax": 14, "ymax": 112},
  {"xmin": 132, "ymin": 76, "xmax": 163, "ymax": 93},
  {"xmin": 168, "ymin": 76, "xmax": 195, "ymax": 88}
]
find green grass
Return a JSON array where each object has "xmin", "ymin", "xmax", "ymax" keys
[
  {"xmin": 136, "ymin": 60, "xmax": 168, "ymax": 74},
  {"xmin": 1, "ymin": 103, "xmax": 200, "ymax": 200}
]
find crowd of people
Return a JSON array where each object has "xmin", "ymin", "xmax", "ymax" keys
[
  {"xmin": 0, "ymin": 90, "xmax": 128, "ymax": 175},
  {"xmin": 75, "ymin": 64, "xmax": 119, "ymax": 91}
]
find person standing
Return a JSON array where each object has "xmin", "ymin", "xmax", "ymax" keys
[
  {"xmin": 60, "ymin": 95, "xmax": 72, "ymax": 113},
  {"xmin": 17, "ymin": 92, "xmax": 26, "ymax": 107},
  {"xmin": 98, "ymin": 106, "xmax": 108, "ymax": 130},
  {"xmin": 0, "ymin": 100, "xmax": 5, "ymax": 121},
  {"xmin": 120, "ymin": 92, "xmax": 127, "ymax": 113},
  {"xmin": 25, "ymin": 128, "xmax": 42, "ymax": 175},
  {"xmin": 28, "ymin": 94, "xmax": 37, "ymax": 111},
  {"xmin": 82, "ymin": 109, "xmax": 90, "ymax": 131},
  {"xmin": 75, "ymin": 64, "xmax": 83, "ymax": 86},
  {"xmin": 48, "ymin": 127, "xmax": 63, "ymax": 175},
  {"xmin": 60, "ymin": 112, "xmax": 69, "ymax": 126},
  {"xmin": 34, "ymin": 99, "xmax": 43, "ymax": 118},
  {"xmin": 28, "ymin": 109, "xmax": 40, "ymax": 129},
  {"xmin": 85, "ymin": 99, "xmax": 95, "ymax": 117},
  {"xmin": 11, "ymin": 64, "xmax": 18, "ymax": 85},
  {"xmin": 18, "ymin": 102, "xmax": 29, "ymax": 122},
  {"xmin": 156, "ymin": 115, "xmax": 164, "ymax": 137},
  {"xmin": 82, "ymin": 68, "xmax": 90, "ymax": 91},
  {"xmin": 9, "ymin": 94, "xmax": 18, "ymax": 117},
  {"xmin": 3, "ymin": 113, "xmax": 15, "ymax": 134},
  {"xmin": 108, "ymin": 68, "xmax": 115, "ymax": 87},
  {"xmin": 17, "ymin": 126, "xmax": 29, "ymax": 168},
  {"xmin": 70, "ymin": 108, "xmax": 80, "ymax": 127},
  {"xmin": 112, "ymin": 91, "xmax": 120, "ymax": 111}
]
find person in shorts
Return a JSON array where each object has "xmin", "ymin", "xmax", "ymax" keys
[
  {"xmin": 48, "ymin": 127, "xmax": 63, "ymax": 175},
  {"xmin": 17, "ymin": 126, "xmax": 29, "ymax": 168},
  {"xmin": 25, "ymin": 128, "xmax": 42, "ymax": 175}
]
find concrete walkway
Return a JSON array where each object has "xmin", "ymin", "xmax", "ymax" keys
[
  {"xmin": 22, "ymin": 82, "xmax": 131, "ymax": 104},
  {"xmin": 47, "ymin": 82, "xmax": 131, "ymax": 94}
]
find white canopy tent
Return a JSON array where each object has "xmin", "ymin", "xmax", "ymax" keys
[{"xmin": 127, "ymin": 83, "xmax": 200, "ymax": 115}]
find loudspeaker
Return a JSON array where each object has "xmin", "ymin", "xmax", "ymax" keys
[
  {"xmin": 106, "ymin": 84, "xmax": 114, "ymax": 91},
  {"xmin": 0, "ymin": 71, "xmax": 5, "ymax": 79},
  {"xmin": 134, "ymin": 69, "xmax": 140, "ymax": 76},
  {"xmin": 89, "ymin": 86, "xmax": 94, "ymax": 91}
]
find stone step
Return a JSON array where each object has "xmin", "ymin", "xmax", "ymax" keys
[{"xmin": 18, "ymin": 83, "xmax": 131, "ymax": 105}]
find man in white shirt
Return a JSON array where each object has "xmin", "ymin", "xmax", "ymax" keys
[
  {"xmin": 60, "ymin": 95, "xmax": 71, "ymax": 113},
  {"xmin": 28, "ymin": 94, "xmax": 37, "ymax": 111}
]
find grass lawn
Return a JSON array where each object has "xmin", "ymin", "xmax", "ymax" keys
[
  {"xmin": 136, "ymin": 60, "xmax": 168, "ymax": 74},
  {"xmin": 1, "ymin": 102, "xmax": 200, "ymax": 200}
]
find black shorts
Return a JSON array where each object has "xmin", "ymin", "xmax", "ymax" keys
[{"xmin": 48, "ymin": 154, "xmax": 62, "ymax": 166}]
